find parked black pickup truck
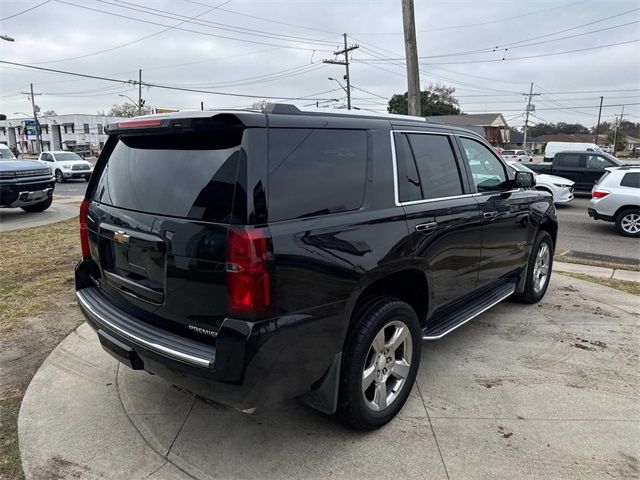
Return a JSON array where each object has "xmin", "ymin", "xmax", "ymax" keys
[
  {"xmin": 0, "ymin": 149, "xmax": 55, "ymax": 212},
  {"xmin": 526, "ymin": 151, "xmax": 625, "ymax": 191}
]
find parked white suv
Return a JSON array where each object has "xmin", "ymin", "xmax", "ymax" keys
[
  {"xmin": 589, "ymin": 166, "xmax": 640, "ymax": 237},
  {"xmin": 38, "ymin": 151, "xmax": 93, "ymax": 183}
]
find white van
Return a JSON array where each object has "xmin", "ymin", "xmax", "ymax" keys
[{"xmin": 544, "ymin": 142, "xmax": 602, "ymax": 161}]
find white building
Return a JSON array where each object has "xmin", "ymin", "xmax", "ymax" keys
[{"xmin": 0, "ymin": 114, "xmax": 124, "ymax": 155}]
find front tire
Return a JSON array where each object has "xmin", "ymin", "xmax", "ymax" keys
[
  {"xmin": 55, "ymin": 169, "xmax": 65, "ymax": 183},
  {"xmin": 337, "ymin": 298, "xmax": 421, "ymax": 430},
  {"xmin": 513, "ymin": 231, "xmax": 554, "ymax": 304},
  {"xmin": 20, "ymin": 196, "xmax": 52, "ymax": 212},
  {"xmin": 615, "ymin": 209, "xmax": 640, "ymax": 237}
]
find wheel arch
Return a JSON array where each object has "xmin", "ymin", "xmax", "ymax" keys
[{"xmin": 613, "ymin": 205, "xmax": 640, "ymax": 220}]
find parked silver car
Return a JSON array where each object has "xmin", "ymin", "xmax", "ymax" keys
[
  {"xmin": 588, "ymin": 166, "xmax": 640, "ymax": 237},
  {"xmin": 501, "ymin": 150, "xmax": 532, "ymax": 163}
]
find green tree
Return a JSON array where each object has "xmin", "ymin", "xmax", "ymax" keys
[
  {"xmin": 607, "ymin": 130, "xmax": 626, "ymax": 152},
  {"xmin": 98, "ymin": 102, "xmax": 152, "ymax": 117},
  {"xmin": 529, "ymin": 122, "xmax": 589, "ymax": 137},
  {"xmin": 388, "ymin": 83, "xmax": 461, "ymax": 116}
]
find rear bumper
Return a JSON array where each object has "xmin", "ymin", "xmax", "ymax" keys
[
  {"xmin": 588, "ymin": 208, "xmax": 613, "ymax": 222},
  {"xmin": 75, "ymin": 261, "xmax": 346, "ymax": 410}
]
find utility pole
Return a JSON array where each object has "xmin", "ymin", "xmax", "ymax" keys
[
  {"xmin": 522, "ymin": 82, "xmax": 541, "ymax": 151},
  {"xmin": 323, "ymin": 33, "xmax": 359, "ymax": 109},
  {"xmin": 138, "ymin": 69, "xmax": 143, "ymax": 116},
  {"xmin": 612, "ymin": 105, "xmax": 627, "ymax": 156},
  {"xmin": 593, "ymin": 96, "xmax": 603, "ymax": 144},
  {"xmin": 21, "ymin": 84, "xmax": 43, "ymax": 154},
  {"xmin": 401, "ymin": 0, "xmax": 421, "ymax": 117}
]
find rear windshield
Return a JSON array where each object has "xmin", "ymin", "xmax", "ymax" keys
[
  {"xmin": 93, "ymin": 132, "xmax": 243, "ymax": 222},
  {"xmin": 502, "ymin": 151, "xmax": 515, "ymax": 155}
]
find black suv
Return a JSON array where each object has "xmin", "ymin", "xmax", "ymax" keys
[{"xmin": 75, "ymin": 105, "xmax": 557, "ymax": 430}]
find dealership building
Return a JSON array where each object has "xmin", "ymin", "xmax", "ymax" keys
[{"xmin": 0, "ymin": 114, "xmax": 124, "ymax": 155}]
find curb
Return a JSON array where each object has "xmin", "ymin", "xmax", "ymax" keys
[{"xmin": 555, "ymin": 260, "xmax": 640, "ymax": 283}]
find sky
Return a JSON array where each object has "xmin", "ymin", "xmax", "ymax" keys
[{"xmin": 1, "ymin": 0, "xmax": 639, "ymax": 129}]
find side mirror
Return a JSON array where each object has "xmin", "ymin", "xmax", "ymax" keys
[{"xmin": 515, "ymin": 171, "xmax": 535, "ymax": 188}]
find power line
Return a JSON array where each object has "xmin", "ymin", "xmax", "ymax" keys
[
  {"xmin": 181, "ymin": 0, "xmax": 339, "ymax": 35},
  {"xmin": 0, "ymin": 60, "xmax": 342, "ymax": 101},
  {"xmin": 0, "ymin": 0, "xmax": 52, "ymax": 22},
  {"xmin": 104, "ymin": 0, "xmax": 337, "ymax": 46},
  {"xmin": 52, "ymin": 0, "xmax": 335, "ymax": 53},
  {"xmin": 34, "ymin": 0, "xmax": 233, "ymax": 65},
  {"xmin": 464, "ymin": 102, "xmax": 640, "ymax": 113}
]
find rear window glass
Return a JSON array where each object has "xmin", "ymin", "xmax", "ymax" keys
[
  {"xmin": 621, "ymin": 172, "xmax": 640, "ymax": 188},
  {"xmin": 93, "ymin": 132, "xmax": 243, "ymax": 222},
  {"xmin": 502, "ymin": 151, "xmax": 515, "ymax": 155},
  {"xmin": 268, "ymin": 128, "xmax": 366, "ymax": 221}
]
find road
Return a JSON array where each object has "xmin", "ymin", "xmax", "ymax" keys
[
  {"xmin": 51, "ymin": 181, "xmax": 638, "ymax": 265},
  {"xmin": 555, "ymin": 195, "xmax": 639, "ymax": 265}
]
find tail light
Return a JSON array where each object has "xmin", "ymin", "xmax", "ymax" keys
[
  {"xmin": 226, "ymin": 228, "xmax": 271, "ymax": 317},
  {"xmin": 79, "ymin": 199, "xmax": 91, "ymax": 259},
  {"xmin": 592, "ymin": 190, "xmax": 610, "ymax": 199}
]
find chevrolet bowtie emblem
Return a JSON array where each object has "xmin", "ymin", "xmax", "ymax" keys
[{"xmin": 113, "ymin": 230, "xmax": 130, "ymax": 244}]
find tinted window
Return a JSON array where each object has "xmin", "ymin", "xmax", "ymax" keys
[
  {"xmin": 94, "ymin": 131, "xmax": 244, "ymax": 222},
  {"xmin": 268, "ymin": 129, "xmax": 366, "ymax": 221},
  {"xmin": 407, "ymin": 133, "xmax": 462, "ymax": 199},
  {"xmin": 586, "ymin": 155, "xmax": 615, "ymax": 170},
  {"xmin": 621, "ymin": 172, "xmax": 640, "ymax": 188},
  {"xmin": 394, "ymin": 133, "xmax": 421, "ymax": 202},
  {"xmin": 556, "ymin": 154, "xmax": 581, "ymax": 168},
  {"xmin": 459, "ymin": 137, "xmax": 507, "ymax": 192}
]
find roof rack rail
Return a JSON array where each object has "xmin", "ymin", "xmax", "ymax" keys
[{"xmin": 261, "ymin": 103, "xmax": 428, "ymax": 122}]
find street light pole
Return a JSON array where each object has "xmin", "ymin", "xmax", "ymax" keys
[{"xmin": 30, "ymin": 83, "xmax": 43, "ymax": 154}]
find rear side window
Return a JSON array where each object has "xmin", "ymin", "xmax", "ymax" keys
[
  {"xmin": 621, "ymin": 172, "xmax": 640, "ymax": 188},
  {"xmin": 556, "ymin": 154, "xmax": 582, "ymax": 168},
  {"xmin": 93, "ymin": 132, "xmax": 244, "ymax": 222},
  {"xmin": 394, "ymin": 133, "xmax": 422, "ymax": 203},
  {"xmin": 268, "ymin": 129, "xmax": 366, "ymax": 221},
  {"xmin": 406, "ymin": 133, "xmax": 463, "ymax": 199}
]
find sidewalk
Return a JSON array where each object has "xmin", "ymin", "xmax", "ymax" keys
[
  {"xmin": 555, "ymin": 260, "xmax": 640, "ymax": 283},
  {"xmin": 18, "ymin": 274, "xmax": 640, "ymax": 480}
]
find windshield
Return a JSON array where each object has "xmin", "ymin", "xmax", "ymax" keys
[
  {"xmin": 54, "ymin": 152, "xmax": 84, "ymax": 161},
  {"xmin": 0, "ymin": 148, "xmax": 16, "ymax": 159},
  {"xmin": 509, "ymin": 163, "xmax": 536, "ymax": 175},
  {"xmin": 602, "ymin": 153, "xmax": 624, "ymax": 165}
]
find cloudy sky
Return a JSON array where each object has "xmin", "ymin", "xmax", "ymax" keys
[{"xmin": 1, "ymin": 0, "xmax": 639, "ymax": 128}]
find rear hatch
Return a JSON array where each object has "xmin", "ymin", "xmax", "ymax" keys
[{"xmin": 85, "ymin": 116, "xmax": 251, "ymax": 342}]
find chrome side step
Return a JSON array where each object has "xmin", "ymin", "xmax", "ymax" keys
[{"xmin": 422, "ymin": 283, "xmax": 516, "ymax": 341}]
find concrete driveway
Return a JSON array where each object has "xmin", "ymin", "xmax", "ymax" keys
[
  {"xmin": 0, "ymin": 197, "xmax": 80, "ymax": 232},
  {"xmin": 18, "ymin": 274, "xmax": 639, "ymax": 480}
]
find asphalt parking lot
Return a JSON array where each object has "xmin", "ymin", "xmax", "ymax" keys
[
  {"xmin": 19, "ymin": 274, "xmax": 640, "ymax": 480},
  {"xmin": 555, "ymin": 196, "xmax": 640, "ymax": 265}
]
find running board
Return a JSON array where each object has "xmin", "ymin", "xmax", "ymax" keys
[{"xmin": 422, "ymin": 282, "xmax": 516, "ymax": 340}]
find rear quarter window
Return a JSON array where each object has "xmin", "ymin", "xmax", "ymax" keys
[
  {"xmin": 620, "ymin": 172, "xmax": 640, "ymax": 188},
  {"xmin": 267, "ymin": 128, "xmax": 367, "ymax": 221}
]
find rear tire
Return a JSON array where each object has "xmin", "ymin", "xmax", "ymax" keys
[
  {"xmin": 20, "ymin": 196, "xmax": 52, "ymax": 212},
  {"xmin": 513, "ymin": 231, "xmax": 554, "ymax": 304},
  {"xmin": 337, "ymin": 298, "xmax": 421, "ymax": 430},
  {"xmin": 615, "ymin": 208, "xmax": 640, "ymax": 237}
]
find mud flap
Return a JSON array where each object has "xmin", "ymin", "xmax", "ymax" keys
[{"xmin": 300, "ymin": 353, "xmax": 341, "ymax": 414}]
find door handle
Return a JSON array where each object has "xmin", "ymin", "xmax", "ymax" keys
[
  {"xmin": 483, "ymin": 211, "xmax": 499, "ymax": 220},
  {"xmin": 415, "ymin": 222, "xmax": 438, "ymax": 233}
]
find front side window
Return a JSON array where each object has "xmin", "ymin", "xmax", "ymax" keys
[
  {"xmin": 586, "ymin": 155, "xmax": 615, "ymax": 170},
  {"xmin": 459, "ymin": 137, "xmax": 507, "ymax": 192},
  {"xmin": 406, "ymin": 133, "xmax": 463, "ymax": 199},
  {"xmin": 268, "ymin": 129, "xmax": 366, "ymax": 221}
]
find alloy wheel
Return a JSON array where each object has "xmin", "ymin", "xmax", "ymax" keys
[
  {"xmin": 621, "ymin": 213, "xmax": 640, "ymax": 235},
  {"xmin": 362, "ymin": 320, "xmax": 413, "ymax": 412},
  {"xmin": 532, "ymin": 242, "xmax": 550, "ymax": 294}
]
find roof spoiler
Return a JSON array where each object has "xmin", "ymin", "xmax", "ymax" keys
[{"xmin": 104, "ymin": 113, "xmax": 248, "ymax": 135}]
